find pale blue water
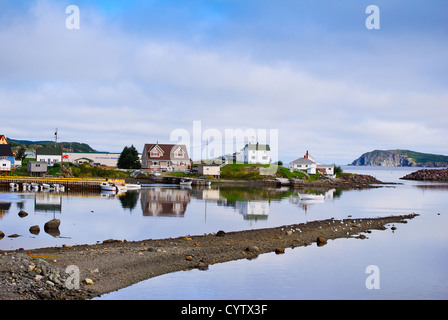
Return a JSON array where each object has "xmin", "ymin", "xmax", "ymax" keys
[{"xmin": 1, "ymin": 166, "xmax": 447, "ymax": 299}]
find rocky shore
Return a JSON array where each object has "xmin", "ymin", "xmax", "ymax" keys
[
  {"xmin": 401, "ymin": 168, "xmax": 448, "ymax": 181},
  {"xmin": 0, "ymin": 213, "xmax": 418, "ymax": 300}
]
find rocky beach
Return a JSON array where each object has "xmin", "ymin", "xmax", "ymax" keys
[
  {"xmin": 0, "ymin": 213, "xmax": 418, "ymax": 300},
  {"xmin": 401, "ymin": 168, "xmax": 448, "ymax": 181}
]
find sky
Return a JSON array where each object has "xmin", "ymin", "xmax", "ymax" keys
[{"xmin": 0, "ymin": 0, "xmax": 447, "ymax": 164}]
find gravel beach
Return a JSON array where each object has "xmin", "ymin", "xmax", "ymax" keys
[{"xmin": 0, "ymin": 213, "xmax": 418, "ymax": 300}]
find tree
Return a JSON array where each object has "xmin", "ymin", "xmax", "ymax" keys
[{"xmin": 117, "ymin": 145, "xmax": 141, "ymax": 169}]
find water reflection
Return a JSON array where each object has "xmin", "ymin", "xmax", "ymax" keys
[{"xmin": 140, "ymin": 187, "xmax": 190, "ymax": 217}]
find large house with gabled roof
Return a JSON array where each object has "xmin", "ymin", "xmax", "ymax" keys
[{"xmin": 142, "ymin": 143, "xmax": 191, "ymax": 172}]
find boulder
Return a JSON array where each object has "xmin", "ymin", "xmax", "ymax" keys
[
  {"xmin": 44, "ymin": 219, "xmax": 61, "ymax": 237},
  {"xmin": 0, "ymin": 230, "xmax": 4, "ymax": 240},
  {"xmin": 29, "ymin": 225, "xmax": 40, "ymax": 235},
  {"xmin": 275, "ymin": 248, "xmax": 285, "ymax": 254},
  {"xmin": 18, "ymin": 211, "xmax": 28, "ymax": 218},
  {"xmin": 316, "ymin": 236, "xmax": 327, "ymax": 246},
  {"xmin": 246, "ymin": 246, "xmax": 260, "ymax": 253}
]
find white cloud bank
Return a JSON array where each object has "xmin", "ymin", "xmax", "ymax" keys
[{"xmin": 0, "ymin": 1, "xmax": 447, "ymax": 164}]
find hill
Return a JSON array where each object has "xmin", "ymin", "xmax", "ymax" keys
[
  {"xmin": 350, "ymin": 149, "xmax": 448, "ymax": 167},
  {"xmin": 7, "ymin": 138, "xmax": 97, "ymax": 153}
]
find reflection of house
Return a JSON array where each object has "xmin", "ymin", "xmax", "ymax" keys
[
  {"xmin": 140, "ymin": 188, "xmax": 190, "ymax": 217},
  {"xmin": 34, "ymin": 194, "xmax": 62, "ymax": 213},
  {"xmin": 142, "ymin": 143, "xmax": 190, "ymax": 172},
  {"xmin": 289, "ymin": 151, "xmax": 334, "ymax": 176},
  {"xmin": 236, "ymin": 201, "xmax": 269, "ymax": 220}
]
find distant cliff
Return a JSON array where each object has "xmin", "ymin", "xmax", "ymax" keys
[{"xmin": 350, "ymin": 150, "xmax": 448, "ymax": 167}]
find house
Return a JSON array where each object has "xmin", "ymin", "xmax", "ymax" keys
[
  {"xmin": 27, "ymin": 161, "xmax": 48, "ymax": 176},
  {"xmin": 36, "ymin": 147, "xmax": 63, "ymax": 165},
  {"xmin": 289, "ymin": 151, "xmax": 335, "ymax": 176},
  {"xmin": 0, "ymin": 137, "xmax": 15, "ymax": 166},
  {"xmin": 238, "ymin": 143, "xmax": 271, "ymax": 165},
  {"xmin": 198, "ymin": 164, "xmax": 221, "ymax": 177},
  {"xmin": 0, "ymin": 158, "xmax": 11, "ymax": 172},
  {"xmin": 141, "ymin": 143, "xmax": 190, "ymax": 172}
]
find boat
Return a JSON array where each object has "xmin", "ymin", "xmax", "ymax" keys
[
  {"xmin": 52, "ymin": 184, "xmax": 65, "ymax": 192},
  {"xmin": 100, "ymin": 182, "xmax": 118, "ymax": 191},
  {"xmin": 298, "ymin": 193, "xmax": 325, "ymax": 200},
  {"xmin": 179, "ymin": 179, "xmax": 193, "ymax": 186},
  {"xmin": 42, "ymin": 183, "xmax": 51, "ymax": 189},
  {"xmin": 10, "ymin": 183, "xmax": 19, "ymax": 189},
  {"xmin": 125, "ymin": 183, "xmax": 141, "ymax": 190}
]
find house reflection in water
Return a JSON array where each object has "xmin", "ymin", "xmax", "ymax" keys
[
  {"xmin": 236, "ymin": 201, "xmax": 269, "ymax": 221},
  {"xmin": 140, "ymin": 188, "xmax": 191, "ymax": 217},
  {"xmin": 34, "ymin": 193, "xmax": 62, "ymax": 213}
]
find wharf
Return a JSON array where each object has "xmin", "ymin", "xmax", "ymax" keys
[{"xmin": 0, "ymin": 176, "xmax": 125, "ymax": 191}]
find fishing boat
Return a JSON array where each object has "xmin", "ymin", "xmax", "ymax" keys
[
  {"xmin": 179, "ymin": 179, "xmax": 193, "ymax": 186},
  {"xmin": 9, "ymin": 183, "xmax": 19, "ymax": 189},
  {"xmin": 125, "ymin": 183, "xmax": 141, "ymax": 190},
  {"xmin": 100, "ymin": 182, "xmax": 118, "ymax": 192}
]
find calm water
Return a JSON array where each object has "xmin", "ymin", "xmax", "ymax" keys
[{"xmin": 1, "ymin": 166, "xmax": 447, "ymax": 299}]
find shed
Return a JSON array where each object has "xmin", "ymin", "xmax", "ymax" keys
[
  {"xmin": 0, "ymin": 158, "xmax": 11, "ymax": 172},
  {"xmin": 27, "ymin": 161, "xmax": 48, "ymax": 176},
  {"xmin": 198, "ymin": 164, "xmax": 221, "ymax": 177}
]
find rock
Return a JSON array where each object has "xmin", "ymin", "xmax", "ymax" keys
[
  {"xmin": 103, "ymin": 239, "xmax": 122, "ymax": 244},
  {"xmin": 29, "ymin": 225, "xmax": 40, "ymax": 235},
  {"xmin": 358, "ymin": 234, "xmax": 367, "ymax": 239},
  {"xmin": 0, "ymin": 230, "xmax": 4, "ymax": 240},
  {"xmin": 8, "ymin": 234, "xmax": 21, "ymax": 238},
  {"xmin": 18, "ymin": 211, "xmax": 28, "ymax": 218},
  {"xmin": 85, "ymin": 278, "xmax": 94, "ymax": 285},
  {"xmin": 285, "ymin": 230, "xmax": 293, "ymax": 236},
  {"xmin": 246, "ymin": 246, "xmax": 260, "ymax": 253},
  {"xmin": 391, "ymin": 226, "xmax": 397, "ymax": 231},
  {"xmin": 216, "ymin": 230, "xmax": 226, "ymax": 237},
  {"xmin": 44, "ymin": 219, "xmax": 60, "ymax": 231},
  {"xmin": 316, "ymin": 236, "xmax": 327, "ymax": 245},
  {"xmin": 275, "ymin": 248, "xmax": 285, "ymax": 254},
  {"xmin": 185, "ymin": 255, "xmax": 193, "ymax": 261},
  {"xmin": 44, "ymin": 219, "xmax": 60, "ymax": 237}
]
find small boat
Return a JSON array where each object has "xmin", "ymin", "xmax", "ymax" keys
[
  {"xmin": 42, "ymin": 183, "xmax": 51, "ymax": 189},
  {"xmin": 52, "ymin": 184, "xmax": 65, "ymax": 192},
  {"xmin": 125, "ymin": 183, "xmax": 141, "ymax": 190},
  {"xmin": 100, "ymin": 182, "xmax": 118, "ymax": 192},
  {"xmin": 298, "ymin": 193, "xmax": 325, "ymax": 200},
  {"xmin": 179, "ymin": 179, "xmax": 192, "ymax": 186},
  {"xmin": 31, "ymin": 183, "xmax": 41, "ymax": 191},
  {"xmin": 10, "ymin": 183, "xmax": 19, "ymax": 189}
]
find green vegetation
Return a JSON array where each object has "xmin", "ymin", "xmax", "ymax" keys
[
  {"xmin": 8, "ymin": 138, "xmax": 96, "ymax": 153},
  {"xmin": 392, "ymin": 150, "xmax": 448, "ymax": 166},
  {"xmin": 117, "ymin": 145, "xmax": 141, "ymax": 169}
]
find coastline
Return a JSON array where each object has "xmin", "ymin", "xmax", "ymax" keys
[{"xmin": 0, "ymin": 213, "xmax": 418, "ymax": 300}]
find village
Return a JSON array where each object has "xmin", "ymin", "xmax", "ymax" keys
[{"xmin": 0, "ymin": 134, "xmax": 336, "ymax": 182}]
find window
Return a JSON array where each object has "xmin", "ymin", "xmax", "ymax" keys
[{"xmin": 262, "ymin": 156, "xmax": 268, "ymax": 160}]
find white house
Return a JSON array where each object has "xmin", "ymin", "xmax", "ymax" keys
[
  {"xmin": 36, "ymin": 147, "xmax": 63, "ymax": 165},
  {"xmin": 238, "ymin": 143, "xmax": 271, "ymax": 165},
  {"xmin": 290, "ymin": 151, "xmax": 335, "ymax": 176},
  {"xmin": 0, "ymin": 158, "xmax": 11, "ymax": 172}
]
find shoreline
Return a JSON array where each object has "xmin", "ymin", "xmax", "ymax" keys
[{"xmin": 0, "ymin": 213, "xmax": 418, "ymax": 300}]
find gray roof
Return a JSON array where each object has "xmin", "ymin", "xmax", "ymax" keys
[
  {"xmin": 245, "ymin": 144, "xmax": 270, "ymax": 151},
  {"xmin": 290, "ymin": 157, "xmax": 316, "ymax": 165}
]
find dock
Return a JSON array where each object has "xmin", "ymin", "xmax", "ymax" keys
[{"xmin": 0, "ymin": 176, "xmax": 125, "ymax": 191}]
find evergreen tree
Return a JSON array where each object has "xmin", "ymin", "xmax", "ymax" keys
[{"xmin": 117, "ymin": 145, "xmax": 141, "ymax": 169}]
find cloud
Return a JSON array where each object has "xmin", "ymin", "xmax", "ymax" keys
[{"xmin": 0, "ymin": 0, "xmax": 447, "ymax": 164}]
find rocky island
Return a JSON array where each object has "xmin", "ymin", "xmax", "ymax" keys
[{"xmin": 351, "ymin": 150, "xmax": 448, "ymax": 167}]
